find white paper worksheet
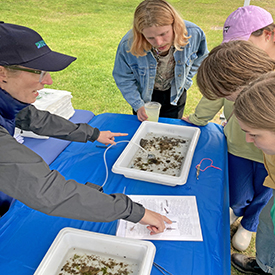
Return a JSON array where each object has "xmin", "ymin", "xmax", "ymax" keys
[{"xmin": 116, "ymin": 195, "xmax": 203, "ymax": 241}]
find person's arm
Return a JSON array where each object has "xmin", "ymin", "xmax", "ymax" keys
[
  {"xmin": 184, "ymin": 22, "xmax": 208, "ymax": 89},
  {"xmin": 0, "ymin": 127, "xmax": 169, "ymax": 231},
  {"xmin": 16, "ymin": 105, "xmax": 127, "ymax": 145},
  {"xmin": 16, "ymin": 105, "xmax": 99, "ymax": 142},
  {"xmin": 112, "ymin": 32, "xmax": 145, "ymax": 112},
  {"xmin": 183, "ymin": 97, "xmax": 224, "ymax": 126}
]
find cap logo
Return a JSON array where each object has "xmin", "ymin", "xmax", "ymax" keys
[
  {"xmin": 223, "ymin": 26, "xmax": 230, "ymax": 33},
  {"xmin": 35, "ymin": 40, "xmax": 46, "ymax": 49}
]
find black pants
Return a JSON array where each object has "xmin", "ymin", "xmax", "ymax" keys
[{"xmin": 133, "ymin": 88, "xmax": 187, "ymax": 119}]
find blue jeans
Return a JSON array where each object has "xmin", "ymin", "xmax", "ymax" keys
[
  {"xmin": 229, "ymin": 153, "xmax": 273, "ymax": 232},
  {"xmin": 256, "ymin": 190, "xmax": 275, "ymax": 274}
]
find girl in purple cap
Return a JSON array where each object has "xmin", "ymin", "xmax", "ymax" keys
[{"xmin": 183, "ymin": 5, "xmax": 275, "ymax": 252}]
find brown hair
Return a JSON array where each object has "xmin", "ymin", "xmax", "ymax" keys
[
  {"xmin": 197, "ymin": 40, "xmax": 275, "ymax": 100},
  {"xmin": 234, "ymin": 71, "xmax": 275, "ymax": 131},
  {"xmin": 130, "ymin": 0, "xmax": 190, "ymax": 57},
  {"xmin": 251, "ymin": 23, "xmax": 275, "ymax": 37}
]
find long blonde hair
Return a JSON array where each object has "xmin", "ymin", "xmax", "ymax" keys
[
  {"xmin": 130, "ymin": 0, "xmax": 190, "ymax": 57},
  {"xmin": 197, "ymin": 40, "xmax": 275, "ymax": 100},
  {"xmin": 234, "ymin": 71, "xmax": 275, "ymax": 131}
]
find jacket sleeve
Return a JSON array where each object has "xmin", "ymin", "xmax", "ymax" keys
[
  {"xmin": 0, "ymin": 127, "xmax": 145, "ymax": 223},
  {"xmin": 188, "ymin": 97, "xmax": 224, "ymax": 126},
  {"xmin": 112, "ymin": 32, "xmax": 145, "ymax": 112},
  {"xmin": 15, "ymin": 105, "xmax": 100, "ymax": 142},
  {"xmin": 185, "ymin": 23, "xmax": 209, "ymax": 89}
]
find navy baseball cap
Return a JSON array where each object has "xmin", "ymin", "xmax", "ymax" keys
[{"xmin": 0, "ymin": 22, "xmax": 76, "ymax": 71}]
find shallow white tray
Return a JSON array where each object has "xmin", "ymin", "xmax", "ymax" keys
[
  {"xmin": 34, "ymin": 227, "xmax": 156, "ymax": 275},
  {"xmin": 112, "ymin": 121, "xmax": 200, "ymax": 186}
]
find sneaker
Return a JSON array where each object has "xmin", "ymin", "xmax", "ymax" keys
[
  {"xmin": 232, "ymin": 223, "xmax": 252, "ymax": 251},
  {"xmin": 231, "ymin": 253, "xmax": 271, "ymax": 274}
]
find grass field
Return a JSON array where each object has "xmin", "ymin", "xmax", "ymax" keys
[{"xmin": 2, "ymin": 1, "xmax": 275, "ymax": 274}]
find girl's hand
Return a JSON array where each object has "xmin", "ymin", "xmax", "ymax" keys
[{"xmin": 137, "ymin": 106, "xmax": 148, "ymax": 122}]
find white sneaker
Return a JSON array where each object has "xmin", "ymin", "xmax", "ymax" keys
[
  {"xmin": 230, "ymin": 207, "xmax": 239, "ymax": 225},
  {"xmin": 232, "ymin": 223, "xmax": 253, "ymax": 251}
]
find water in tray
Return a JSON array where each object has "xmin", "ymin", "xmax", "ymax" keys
[{"xmin": 128, "ymin": 132, "xmax": 190, "ymax": 177}]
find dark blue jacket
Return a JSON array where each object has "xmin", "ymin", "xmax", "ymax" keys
[{"xmin": 0, "ymin": 88, "xmax": 28, "ymax": 136}]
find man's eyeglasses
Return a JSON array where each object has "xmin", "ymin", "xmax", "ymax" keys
[{"xmin": 4, "ymin": 66, "xmax": 48, "ymax": 83}]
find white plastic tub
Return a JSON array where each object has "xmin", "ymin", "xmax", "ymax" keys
[
  {"xmin": 112, "ymin": 121, "xmax": 200, "ymax": 186},
  {"xmin": 34, "ymin": 227, "xmax": 156, "ymax": 275}
]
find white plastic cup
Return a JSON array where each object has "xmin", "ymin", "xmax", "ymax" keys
[{"xmin": 144, "ymin": 102, "xmax": 161, "ymax": 122}]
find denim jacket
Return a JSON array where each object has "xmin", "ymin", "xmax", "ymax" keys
[{"xmin": 113, "ymin": 20, "xmax": 208, "ymax": 112}]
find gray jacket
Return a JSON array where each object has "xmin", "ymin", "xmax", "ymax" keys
[{"xmin": 0, "ymin": 106, "xmax": 144, "ymax": 223}]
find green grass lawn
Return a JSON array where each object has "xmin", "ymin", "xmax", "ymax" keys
[
  {"xmin": 3, "ymin": 0, "xmax": 274, "ymax": 117},
  {"xmin": 2, "ymin": 1, "xmax": 275, "ymax": 274}
]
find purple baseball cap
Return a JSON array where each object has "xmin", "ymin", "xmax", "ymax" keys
[
  {"xmin": 222, "ymin": 5, "xmax": 273, "ymax": 43},
  {"xmin": 0, "ymin": 22, "xmax": 76, "ymax": 71}
]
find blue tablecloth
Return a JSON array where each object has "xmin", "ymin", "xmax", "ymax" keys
[{"xmin": 0, "ymin": 113, "xmax": 230, "ymax": 274}]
